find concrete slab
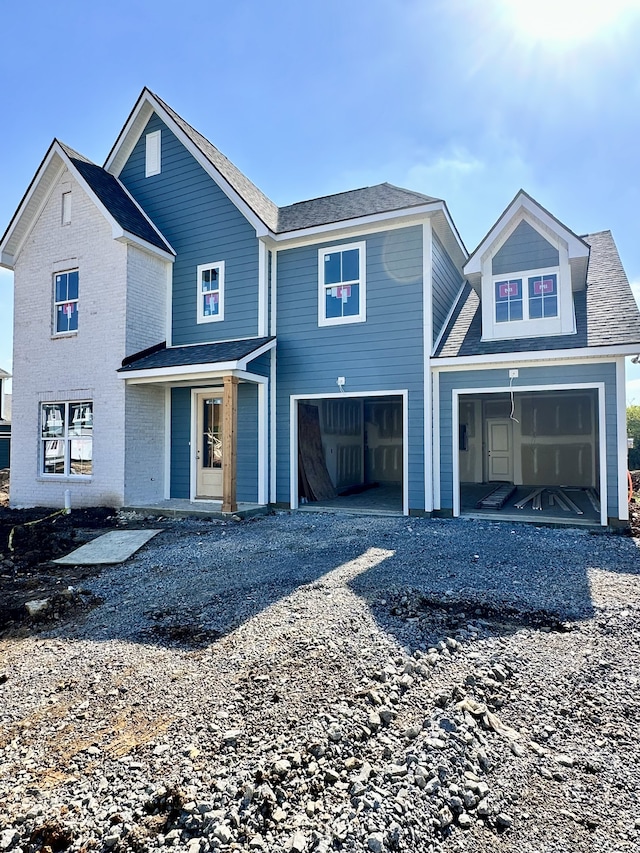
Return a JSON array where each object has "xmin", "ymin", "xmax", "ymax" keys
[{"xmin": 53, "ymin": 529, "xmax": 162, "ymax": 565}]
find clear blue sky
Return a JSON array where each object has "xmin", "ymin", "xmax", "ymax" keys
[{"xmin": 2, "ymin": 0, "xmax": 640, "ymax": 398}]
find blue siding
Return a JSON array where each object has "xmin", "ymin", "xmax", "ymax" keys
[
  {"xmin": 438, "ymin": 362, "xmax": 620, "ymax": 518},
  {"xmin": 170, "ymin": 387, "xmax": 191, "ymax": 499},
  {"xmin": 246, "ymin": 351, "xmax": 271, "ymax": 377},
  {"xmin": 276, "ymin": 226, "xmax": 425, "ymax": 510},
  {"xmin": 237, "ymin": 383, "xmax": 258, "ymax": 502},
  {"xmin": 432, "ymin": 232, "xmax": 463, "ymax": 346},
  {"xmin": 492, "ymin": 221, "xmax": 559, "ymax": 275},
  {"xmin": 119, "ymin": 114, "xmax": 260, "ymax": 345}
]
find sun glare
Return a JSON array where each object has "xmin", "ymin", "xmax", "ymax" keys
[{"xmin": 501, "ymin": 0, "xmax": 640, "ymax": 43}]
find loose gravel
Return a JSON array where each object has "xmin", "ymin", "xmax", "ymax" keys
[{"xmin": 1, "ymin": 510, "xmax": 640, "ymax": 853}]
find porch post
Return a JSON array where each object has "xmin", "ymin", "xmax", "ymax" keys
[{"xmin": 222, "ymin": 375, "xmax": 239, "ymax": 513}]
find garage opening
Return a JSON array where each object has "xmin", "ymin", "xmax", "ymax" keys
[
  {"xmin": 297, "ymin": 395, "xmax": 404, "ymax": 513},
  {"xmin": 458, "ymin": 389, "xmax": 602, "ymax": 524}
]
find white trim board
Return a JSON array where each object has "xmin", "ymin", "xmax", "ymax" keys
[
  {"xmin": 432, "ymin": 348, "xmax": 637, "ymax": 368},
  {"xmin": 449, "ymin": 382, "xmax": 608, "ymax": 526},
  {"xmin": 289, "ymin": 390, "xmax": 409, "ymax": 516},
  {"xmin": 616, "ymin": 358, "xmax": 629, "ymax": 521},
  {"xmin": 422, "ymin": 221, "xmax": 434, "ymax": 513}
]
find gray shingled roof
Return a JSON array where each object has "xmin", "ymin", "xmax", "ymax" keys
[
  {"xmin": 119, "ymin": 337, "xmax": 274, "ymax": 372},
  {"xmin": 151, "ymin": 92, "xmax": 439, "ymax": 234},
  {"xmin": 276, "ymin": 184, "xmax": 440, "ymax": 232},
  {"xmin": 435, "ymin": 231, "xmax": 640, "ymax": 357},
  {"xmin": 59, "ymin": 142, "xmax": 173, "ymax": 254}
]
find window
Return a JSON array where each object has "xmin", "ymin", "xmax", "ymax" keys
[
  {"xmin": 495, "ymin": 279, "xmax": 523, "ymax": 323},
  {"xmin": 62, "ymin": 191, "xmax": 71, "ymax": 225},
  {"xmin": 494, "ymin": 269, "xmax": 558, "ymax": 324},
  {"xmin": 54, "ymin": 270, "xmax": 79, "ymax": 334},
  {"xmin": 528, "ymin": 273, "xmax": 557, "ymax": 319},
  {"xmin": 41, "ymin": 401, "xmax": 93, "ymax": 477},
  {"xmin": 197, "ymin": 261, "xmax": 225, "ymax": 323},
  {"xmin": 145, "ymin": 130, "xmax": 161, "ymax": 177},
  {"xmin": 318, "ymin": 242, "xmax": 366, "ymax": 326}
]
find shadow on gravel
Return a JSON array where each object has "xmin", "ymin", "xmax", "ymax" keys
[{"xmin": 4, "ymin": 514, "xmax": 640, "ymax": 651}]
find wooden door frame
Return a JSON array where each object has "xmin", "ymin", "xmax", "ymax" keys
[{"xmin": 190, "ymin": 386, "xmax": 224, "ymax": 503}]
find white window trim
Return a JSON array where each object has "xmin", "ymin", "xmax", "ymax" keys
[
  {"xmin": 481, "ymin": 255, "xmax": 575, "ymax": 342},
  {"xmin": 52, "ymin": 269, "xmax": 79, "ymax": 338},
  {"xmin": 40, "ymin": 400, "xmax": 93, "ymax": 479},
  {"xmin": 145, "ymin": 130, "xmax": 161, "ymax": 177},
  {"xmin": 318, "ymin": 241, "xmax": 366, "ymax": 327},
  {"xmin": 493, "ymin": 266, "xmax": 559, "ymax": 325},
  {"xmin": 196, "ymin": 261, "xmax": 225, "ymax": 324}
]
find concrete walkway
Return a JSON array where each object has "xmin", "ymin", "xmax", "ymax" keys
[{"xmin": 53, "ymin": 529, "xmax": 162, "ymax": 565}]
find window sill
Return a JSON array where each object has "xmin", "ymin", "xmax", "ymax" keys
[
  {"xmin": 38, "ymin": 475, "xmax": 92, "ymax": 482},
  {"xmin": 318, "ymin": 315, "xmax": 366, "ymax": 328},
  {"xmin": 51, "ymin": 332, "xmax": 78, "ymax": 340}
]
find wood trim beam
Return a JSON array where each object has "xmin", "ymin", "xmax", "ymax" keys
[{"xmin": 222, "ymin": 375, "xmax": 239, "ymax": 513}]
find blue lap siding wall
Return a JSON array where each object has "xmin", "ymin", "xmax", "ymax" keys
[
  {"xmin": 436, "ymin": 361, "xmax": 620, "ymax": 518},
  {"xmin": 492, "ymin": 220, "xmax": 559, "ymax": 275},
  {"xmin": 119, "ymin": 114, "xmax": 260, "ymax": 346},
  {"xmin": 170, "ymin": 384, "xmax": 259, "ymax": 502},
  {"xmin": 275, "ymin": 226, "xmax": 426, "ymax": 510},
  {"xmin": 432, "ymin": 232, "xmax": 463, "ymax": 347}
]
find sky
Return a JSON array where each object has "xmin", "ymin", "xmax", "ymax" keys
[{"xmin": 1, "ymin": 0, "xmax": 640, "ymax": 398}]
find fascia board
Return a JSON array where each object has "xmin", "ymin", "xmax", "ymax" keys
[
  {"xmin": 465, "ymin": 192, "xmax": 590, "ymax": 276},
  {"xmin": 116, "ymin": 230, "xmax": 176, "ymax": 262},
  {"xmin": 120, "ymin": 360, "xmax": 241, "ymax": 382},
  {"xmin": 0, "ymin": 145, "xmax": 65, "ymax": 266},
  {"xmin": 432, "ymin": 344, "xmax": 640, "ymax": 368},
  {"xmin": 104, "ymin": 94, "xmax": 154, "ymax": 174},
  {"xmin": 105, "ymin": 91, "xmax": 267, "ymax": 234},
  {"xmin": 237, "ymin": 338, "xmax": 276, "ymax": 369}
]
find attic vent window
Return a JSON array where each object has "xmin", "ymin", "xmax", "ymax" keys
[
  {"xmin": 145, "ymin": 130, "xmax": 161, "ymax": 177},
  {"xmin": 62, "ymin": 191, "xmax": 71, "ymax": 225}
]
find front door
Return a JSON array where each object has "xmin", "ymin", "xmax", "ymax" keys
[
  {"xmin": 486, "ymin": 418, "xmax": 513, "ymax": 482},
  {"xmin": 196, "ymin": 393, "xmax": 223, "ymax": 499}
]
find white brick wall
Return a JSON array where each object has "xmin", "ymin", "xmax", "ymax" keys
[
  {"xmin": 10, "ymin": 167, "xmax": 169, "ymax": 508},
  {"xmin": 124, "ymin": 385, "xmax": 166, "ymax": 505}
]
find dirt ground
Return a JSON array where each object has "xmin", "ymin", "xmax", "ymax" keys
[
  {"xmin": 0, "ymin": 471, "xmax": 125, "ymax": 633},
  {"xmin": 1, "ymin": 470, "xmax": 639, "ymax": 637}
]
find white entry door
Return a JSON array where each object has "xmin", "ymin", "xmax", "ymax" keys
[
  {"xmin": 486, "ymin": 418, "xmax": 513, "ymax": 482},
  {"xmin": 196, "ymin": 393, "xmax": 223, "ymax": 499}
]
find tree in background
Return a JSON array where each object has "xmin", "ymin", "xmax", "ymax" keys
[{"xmin": 627, "ymin": 406, "xmax": 640, "ymax": 470}]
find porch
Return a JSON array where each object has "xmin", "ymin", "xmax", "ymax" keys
[{"xmin": 122, "ymin": 498, "xmax": 270, "ymax": 520}]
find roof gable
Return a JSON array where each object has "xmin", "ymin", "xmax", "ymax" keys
[
  {"xmin": 0, "ymin": 140, "xmax": 174, "ymax": 269},
  {"xmin": 104, "ymin": 88, "xmax": 279, "ymax": 234},
  {"xmin": 436, "ymin": 230, "xmax": 640, "ymax": 357},
  {"xmin": 464, "ymin": 190, "xmax": 589, "ymax": 280}
]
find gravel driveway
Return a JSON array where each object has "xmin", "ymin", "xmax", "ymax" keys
[{"xmin": 1, "ymin": 511, "xmax": 639, "ymax": 853}]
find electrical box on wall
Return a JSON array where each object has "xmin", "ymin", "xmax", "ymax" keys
[{"xmin": 509, "ymin": 369, "xmax": 519, "ymax": 379}]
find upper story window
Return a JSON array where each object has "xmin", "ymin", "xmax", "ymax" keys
[
  {"xmin": 54, "ymin": 270, "xmax": 79, "ymax": 335},
  {"xmin": 318, "ymin": 241, "xmax": 366, "ymax": 327},
  {"xmin": 145, "ymin": 130, "xmax": 161, "ymax": 177},
  {"xmin": 41, "ymin": 401, "xmax": 93, "ymax": 477},
  {"xmin": 197, "ymin": 261, "xmax": 225, "ymax": 323},
  {"xmin": 494, "ymin": 268, "xmax": 558, "ymax": 325}
]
